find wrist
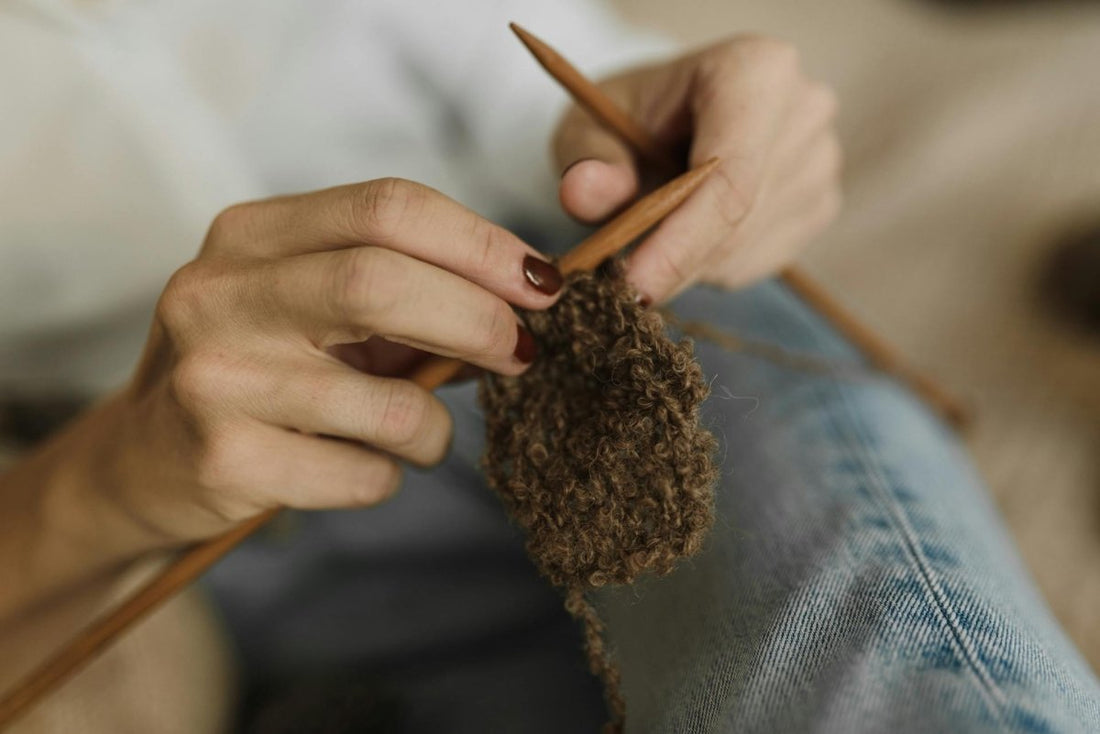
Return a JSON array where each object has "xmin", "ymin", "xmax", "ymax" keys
[
  {"xmin": 2, "ymin": 393, "xmax": 177, "ymax": 616},
  {"xmin": 63, "ymin": 391, "xmax": 184, "ymax": 554}
]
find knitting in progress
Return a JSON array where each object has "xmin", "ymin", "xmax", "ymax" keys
[{"xmin": 480, "ymin": 261, "xmax": 719, "ymax": 733}]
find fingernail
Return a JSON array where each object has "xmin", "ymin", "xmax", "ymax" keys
[
  {"xmin": 561, "ymin": 157, "xmax": 597, "ymax": 178},
  {"xmin": 514, "ymin": 324, "xmax": 537, "ymax": 364},
  {"xmin": 634, "ymin": 293, "xmax": 651, "ymax": 309},
  {"xmin": 522, "ymin": 255, "xmax": 563, "ymax": 296}
]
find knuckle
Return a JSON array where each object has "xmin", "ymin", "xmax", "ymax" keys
[
  {"xmin": 205, "ymin": 202, "xmax": 259, "ymax": 250},
  {"xmin": 334, "ymin": 247, "xmax": 399, "ymax": 327},
  {"xmin": 357, "ymin": 177, "xmax": 425, "ymax": 243},
  {"xmin": 700, "ymin": 39, "xmax": 740, "ymax": 81},
  {"xmin": 736, "ymin": 35, "xmax": 800, "ymax": 72},
  {"xmin": 376, "ymin": 383, "xmax": 435, "ymax": 449},
  {"xmin": 158, "ymin": 261, "xmax": 243, "ymax": 335},
  {"xmin": 466, "ymin": 219, "xmax": 510, "ymax": 279},
  {"xmin": 157, "ymin": 265, "xmax": 204, "ymax": 331},
  {"xmin": 698, "ymin": 36, "xmax": 803, "ymax": 105},
  {"xmin": 470, "ymin": 303, "xmax": 516, "ymax": 359},
  {"xmin": 169, "ymin": 351, "xmax": 234, "ymax": 412}
]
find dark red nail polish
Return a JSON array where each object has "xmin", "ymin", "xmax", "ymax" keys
[
  {"xmin": 523, "ymin": 255, "xmax": 563, "ymax": 296},
  {"xmin": 514, "ymin": 324, "xmax": 537, "ymax": 364},
  {"xmin": 634, "ymin": 293, "xmax": 651, "ymax": 309}
]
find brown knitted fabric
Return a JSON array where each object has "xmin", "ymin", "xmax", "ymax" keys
[{"xmin": 479, "ymin": 261, "xmax": 718, "ymax": 733}]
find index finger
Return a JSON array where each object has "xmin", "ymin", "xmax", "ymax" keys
[{"xmin": 211, "ymin": 178, "xmax": 564, "ymax": 310}]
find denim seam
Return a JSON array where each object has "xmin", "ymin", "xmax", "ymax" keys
[{"xmin": 823, "ymin": 383, "xmax": 1011, "ymax": 726}]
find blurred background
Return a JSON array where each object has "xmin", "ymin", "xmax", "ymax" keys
[{"xmin": 611, "ymin": 0, "xmax": 1100, "ymax": 672}]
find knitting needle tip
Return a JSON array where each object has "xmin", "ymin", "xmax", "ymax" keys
[
  {"xmin": 682, "ymin": 156, "xmax": 721, "ymax": 185},
  {"xmin": 509, "ymin": 23, "xmax": 555, "ymax": 65},
  {"xmin": 508, "ymin": 21, "xmax": 531, "ymax": 43}
]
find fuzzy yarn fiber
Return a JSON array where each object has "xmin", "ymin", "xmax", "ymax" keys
[{"xmin": 479, "ymin": 262, "xmax": 718, "ymax": 732}]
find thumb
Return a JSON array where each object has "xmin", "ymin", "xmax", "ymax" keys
[{"xmin": 554, "ymin": 107, "xmax": 640, "ymax": 224}]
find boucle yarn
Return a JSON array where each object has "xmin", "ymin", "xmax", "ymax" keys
[{"xmin": 479, "ymin": 261, "xmax": 718, "ymax": 733}]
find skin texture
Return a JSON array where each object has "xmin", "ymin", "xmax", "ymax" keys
[
  {"xmin": 556, "ymin": 36, "xmax": 842, "ymax": 303},
  {"xmin": 113, "ymin": 179, "xmax": 565, "ymax": 543},
  {"xmin": 0, "ymin": 178, "xmax": 564, "ymax": 701},
  {"xmin": 0, "ymin": 35, "xmax": 840, "ymax": 727}
]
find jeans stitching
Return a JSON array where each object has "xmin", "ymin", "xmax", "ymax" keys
[{"xmin": 823, "ymin": 382, "xmax": 1011, "ymax": 726}]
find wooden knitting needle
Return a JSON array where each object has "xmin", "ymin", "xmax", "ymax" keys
[
  {"xmin": 390, "ymin": 157, "xmax": 718, "ymax": 387},
  {"xmin": 510, "ymin": 23, "xmax": 969, "ymax": 430},
  {"xmin": 0, "ymin": 159, "xmax": 721, "ymax": 730},
  {"xmin": 414, "ymin": 159, "xmax": 720, "ymax": 387}
]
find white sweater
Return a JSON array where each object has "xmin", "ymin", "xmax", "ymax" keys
[{"xmin": 0, "ymin": 0, "xmax": 670, "ymax": 393}]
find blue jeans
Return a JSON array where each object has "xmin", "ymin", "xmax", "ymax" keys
[{"xmin": 206, "ymin": 280, "xmax": 1100, "ymax": 733}]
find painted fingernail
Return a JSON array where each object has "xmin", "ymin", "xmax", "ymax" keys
[
  {"xmin": 514, "ymin": 324, "xmax": 537, "ymax": 364},
  {"xmin": 522, "ymin": 255, "xmax": 563, "ymax": 295},
  {"xmin": 634, "ymin": 293, "xmax": 651, "ymax": 309}
]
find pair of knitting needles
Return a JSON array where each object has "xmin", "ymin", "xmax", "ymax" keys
[{"xmin": 0, "ymin": 24, "xmax": 965, "ymax": 728}]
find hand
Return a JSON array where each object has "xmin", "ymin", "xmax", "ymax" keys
[
  {"xmin": 108, "ymin": 179, "xmax": 562, "ymax": 542},
  {"xmin": 554, "ymin": 35, "xmax": 842, "ymax": 304}
]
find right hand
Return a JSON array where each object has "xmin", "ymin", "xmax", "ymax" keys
[{"xmin": 107, "ymin": 178, "xmax": 563, "ymax": 544}]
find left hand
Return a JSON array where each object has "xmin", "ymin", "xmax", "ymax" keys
[{"xmin": 553, "ymin": 35, "xmax": 842, "ymax": 304}]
